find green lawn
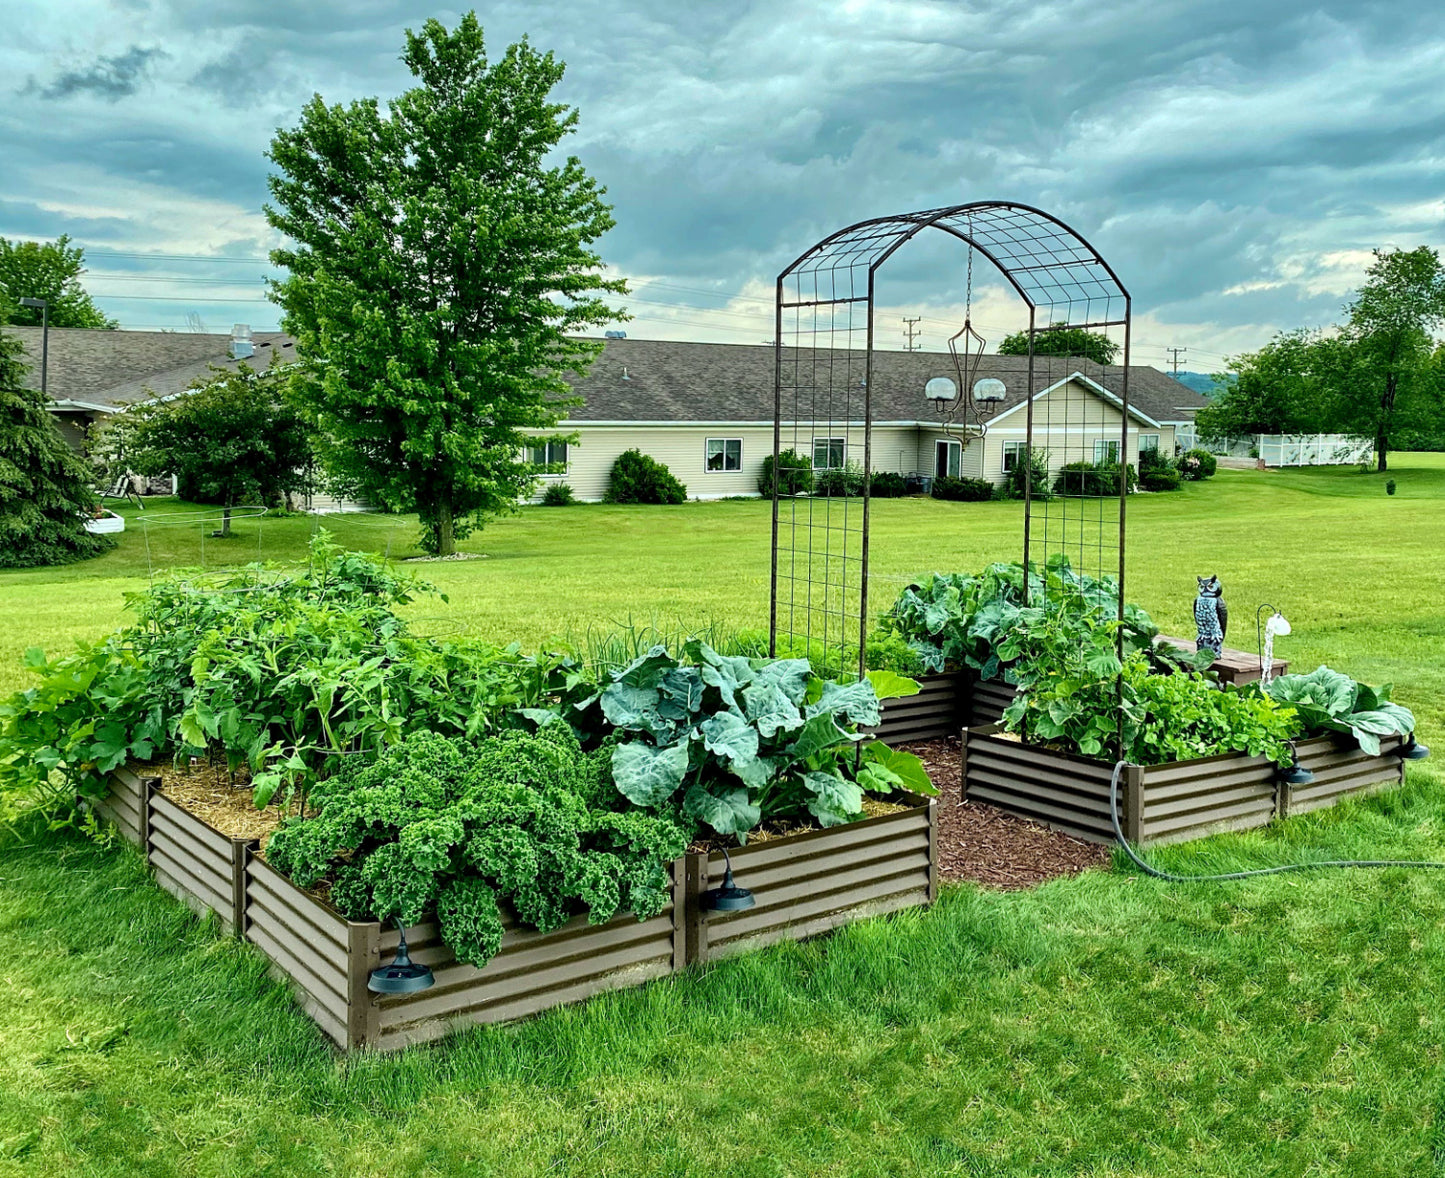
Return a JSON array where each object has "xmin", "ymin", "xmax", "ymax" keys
[{"xmin": 1, "ymin": 458, "xmax": 1444, "ymax": 1175}]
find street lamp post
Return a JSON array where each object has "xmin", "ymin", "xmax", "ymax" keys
[{"xmin": 18, "ymin": 297, "xmax": 49, "ymax": 395}]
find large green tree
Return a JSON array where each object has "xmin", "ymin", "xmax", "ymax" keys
[
  {"xmin": 265, "ymin": 13, "xmax": 625, "ymax": 554},
  {"xmin": 0, "ymin": 236, "xmax": 117, "ymax": 330},
  {"xmin": 114, "ymin": 363, "xmax": 314, "ymax": 536},
  {"xmin": 1339, "ymin": 246, "xmax": 1445, "ymax": 471},
  {"xmin": 1194, "ymin": 328, "xmax": 1347, "ymax": 439},
  {"xmin": 0, "ymin": 327, "xmax": 114, "ymax": 568},
  {"xmin": 996, "ymin": 324, "xmax": 1119, "ymax": 366}
]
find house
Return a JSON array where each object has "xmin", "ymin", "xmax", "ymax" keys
[
  {"xmin": 535, "ymin": 339, "xmax": 1211, "ymax": 500},
  {"xmin": 15, "ymin": 327, "xmax": 1208, "ymax": 501},
  {"xmin": 11, "ymin": 324, "xmax": 296, "ymax": 451}
]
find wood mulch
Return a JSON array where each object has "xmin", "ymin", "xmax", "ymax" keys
[
  {"xmin": 905, "ymin": 737, "xmax": 1110, "ymax": 889},
  {"xmin": 141, "ymin": 759, "xmax": 287, "ymax": 848}
]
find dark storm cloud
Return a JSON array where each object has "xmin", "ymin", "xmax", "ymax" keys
[
  {"xmin": 4, "ymin": 0, "xmax": 1445, "ymax": 348},
  {"xmin": 29, "ymin": 45, "xmax": 168, "ymax": 102}
]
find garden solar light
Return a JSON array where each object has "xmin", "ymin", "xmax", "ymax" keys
[
  {"xmin": 368, "ymin": 920, "xmax": 434, "ymax": 994},
  {"xmin": 1280, "ymin": 743, "xmax": 1315, "ymax": 787},
  {"xmin": 1402, "ymin": 737, "xmax": 1431, "ymax": 761},
  {"xmin": 701, "ymin": 847, "xmax": 755, "ymax": 913},
  {"xmin": 1256, "ymin": 604, "xmax": 1290, "ymax": 685}
]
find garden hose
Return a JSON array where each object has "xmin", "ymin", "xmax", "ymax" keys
[{"xmin": 1108, "ymin": 761, "xmax": 1445, "ymax": 883}]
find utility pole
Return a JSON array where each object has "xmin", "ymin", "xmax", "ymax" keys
[
  {"xmin": 902, "ymin": 316, "xmax": 921, "ymax": 352},
  {"xmin": 1165, "ymin": 346, "xmax": 1187, "ymax": 375}
]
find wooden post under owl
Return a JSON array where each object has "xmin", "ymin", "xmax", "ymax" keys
[{"xmin": 1194, "ymin": 575, "xmax": 1228, "ymax": 656}]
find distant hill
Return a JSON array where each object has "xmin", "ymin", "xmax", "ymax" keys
[{"xmin": 1169, "ymin": 371, "xmax": 1231, "ymax": 396}]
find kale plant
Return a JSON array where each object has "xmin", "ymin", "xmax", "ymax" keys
[
  {"xmin": 1266, "ymin": 666, "xmax": 1416, "ymax": 755},
  {"xmin": 266, "ymin": 725, "xmax": 688, "ymax": 968},
  {"xmin": 575, "ymin": 642, "xmax": 931, "ymax": 839}
]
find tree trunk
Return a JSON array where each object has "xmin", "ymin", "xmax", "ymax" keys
[
  {"xmin": 222, "ymin": 494, "xmax": 233, "ymax": 537},
  {"xmin": 1377, "ymin": 370, "xmax": 1397, "ymax": 473},
  {"xmin": 436, "ymin": 499, "xmax": 455, "ymax": 556},
  {"xmin": 1376, "ymin": 425, "xmax": 1388, "ymax": 473}
]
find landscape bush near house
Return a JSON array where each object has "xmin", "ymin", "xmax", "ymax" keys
[
  {"xmin": 757, "ymin": 449, "xmax": 814, "ymax": 497},
  {"xmin": 540, "ymin": 482, "xmax": 576, "ymax": 506},
  {"xmin": 266, "ymin": 725, "xmax": 688, "ymax": 968},
  {"xmin": 1179, "ymin": 449, "xmax": 1218, "ymax": 480},
  {"xmin": 604, "ymin": 449, "xmax": 688, "ymax": 505},
  {"xmin": 1137, "ymin": 447, "xmax": 1183, "ymax": 492},
  {"xmin": 813, "ymin": 460, "xmax": 864, "ymax": 498},
  {"xmin": 998, "ymin": 446, "xmax": 1051, "ymax": 500},
  {"xmin": 931, "ymin": 475, "xmax": 994, "ymax": 502},
  {"xmin": 572, "ymin": 641, "xmax": 931, "ymax": 838},
  {"xmin": 1053, "ymin": 461, "xmax": 1137, "ymax": 496},
  {"xmin": 868, "ymin": 471, "xmax": 908, "ymax": 498}
]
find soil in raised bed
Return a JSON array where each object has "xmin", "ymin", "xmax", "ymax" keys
[
  {"xmin": 904, "ymin": 737, "xmax": 1110, "ymax": 889},
  {"xmin": 140, "ymin": 759, "xmax": 288, "ymax": 847}
]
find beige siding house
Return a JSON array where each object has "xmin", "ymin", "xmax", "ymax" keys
[{"xmin": 537, "ymin": 340, "xmax": 1206, "ymax": 501}]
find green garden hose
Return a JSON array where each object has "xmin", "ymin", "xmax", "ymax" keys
[{"xmin": 1107, "ymin": 761, "xmax": 1445, "ymax": 882}]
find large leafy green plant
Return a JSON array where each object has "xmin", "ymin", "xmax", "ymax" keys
[
  {"xmin": 266, "ymin": 726, "xmax": 687, "ymax": 968},
  {"xmin": 0, "ymin": 532, "xmax": 552, "ymax": 815},
  {"xmin": 1266, "ymin": 666, "xmax": 1416, "ymax": 755},
  {"xmin": 576, "ymin": 642, "xmax": 930, "ymax": 839}
]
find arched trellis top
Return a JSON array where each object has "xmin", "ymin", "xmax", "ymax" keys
[{"xmin": 776, "ymin": 201, "xmax": 1130, "ymax": 329}]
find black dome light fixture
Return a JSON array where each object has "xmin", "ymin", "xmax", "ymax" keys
[
  {"xmin": 1281, "ymin": 741, "xmax": 1315, "ymax": 787},
  {"xmin": 701, "ymin": 847, "xmax": 756, "ymax": 913},
  {"xmin": 368, "ymin": 919, "xmax": 435, "ymax": 994},
  {"xmin": 1402, "ymin": 736, "xmax": 1431, "ymax": 761}
]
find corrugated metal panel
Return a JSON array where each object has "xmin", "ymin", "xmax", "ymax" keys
[
  {"xmin": 1288, "ymin": 734, "xmax": 1404, "ymax": 815},
  {"xmin": 867, "ymin": 673, "xmax": 966, "ymax": 743}
]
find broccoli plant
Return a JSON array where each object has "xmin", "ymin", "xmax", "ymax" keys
[
  {"xmin": 574, "ymin": 641, "xmax": 932, "ymax": 840},
  {"xmin": 265, "ymin": 725, "xmax": 688, "ymax": 968}
]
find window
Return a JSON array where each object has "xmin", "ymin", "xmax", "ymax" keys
[
  {"xmin": 1093, "ymin": 439, "xmax": 1121, "ymax": 464},
  {"xmin": 1139, "ymin": 434, "xmax": 1160, "ymax": 453},
  {"xmin": 526, "ymin": 441, "xmax": 569, "ymax": 472},
  {"xmin": 812, "ymin": 437, "xmax": 846, "ymax": 469},
  {"xmin": 1002, "ymin": 441, "xmax": 1025, "ymax": 473},
  {"xmin": 705, "ymin": 438, "xmax": 742, "ymax": 472},
  {"xmin": 934, "ymin": 439, "xmax": 961, "ymax": 479}
]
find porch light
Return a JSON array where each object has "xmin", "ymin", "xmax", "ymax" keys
[
  {"xmin": 701, "ymin": 847, "xmax": 756, "ymax": 913},
  {"xmin": 368, "ymin": 920, "xmax": 435, "ymax": 994}
]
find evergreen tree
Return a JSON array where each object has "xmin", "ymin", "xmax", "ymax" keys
[{"xmin": 0, "ymin": 328, "xmax": 114, "ymax": 568}]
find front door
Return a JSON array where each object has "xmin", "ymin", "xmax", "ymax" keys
[{"xmin": 935, "ymin": 440, "xmax": 960, "ymax": 478}]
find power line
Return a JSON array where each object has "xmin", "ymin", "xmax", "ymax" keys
[{"xmin": 1165, "ymin": 346, "xmax": 1188, "ymax": 374}]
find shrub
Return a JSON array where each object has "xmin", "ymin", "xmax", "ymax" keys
[
  {"xmin": 265, "ymin": 726, "xmax": 689, "ymax": 969},
  {"xmin": 1053, "ymin": 461, "xmax": 1136, "ymax": 496},
  {"xmin": 1179, "ymin": 449, "xmax": 1217, "ymax": 480},
  {"xmin": 869, "ymin": 471, "xmax": 908, "ymax": 498},
  {"xmin": 604, "ymin": 449, "xmax": 687, "ymax": 505},
  {"xmin": 757, "ymin": 449, "xmax": 814, "ymax": 497},
  {"xmin": 1137, "ymin": 447, "xmax": 1172, "ymax": 475},
  {"xmin": 540, "ymin": 482, "xmax": 576, "ymax": 506},
  {"xmin": 813, "ymin": 460, "xmax": 864, "ymax": 498},
  {"xmin": 1140, "ymin": 467, "xmax": 1182, "ymax": 492},
  {"xmin": 999, "ymin": 447, "xmax": 1051, "ymax": 500},
  {"xmin": 1386, "ymin": 479, "xmax": 1397, "ymax": 496},
  {"xmin": 931, "ymin": 475, "xmax": 995, "ymax": 502}
]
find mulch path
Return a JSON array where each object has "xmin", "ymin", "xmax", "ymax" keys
[{"xmin": 906, "ymin": 737, "xmax": 1110, "ymax": 889}]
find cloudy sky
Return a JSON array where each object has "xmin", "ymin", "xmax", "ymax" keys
[{"xmin": 4, "ymin": 0, "xmax": 1443, "ymax": 373}]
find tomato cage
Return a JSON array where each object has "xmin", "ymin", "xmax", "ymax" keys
[{"xmin": 768, "ymin": 200, "xmax": 1133, "ymax": 686}]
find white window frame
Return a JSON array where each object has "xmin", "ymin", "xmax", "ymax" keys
[
  {"xmin": 1002, "ymin": 441, "xmax": 1025, "ymax": 473},
  {"xmin": 705, "ymin": 437, "xmax": 742, "ymax": 473},
  {"xmin": 526, "ymin": 440, "xmax": 569, "ymax": 475},
  {"xmin": 812, "ymin": 437, "xmax": 846, "ymax": 470},
  {"xmin": 1093, "ymin": 438, "xmax": 1121, "ymax": 464},
  {"xmin": 1139, "ymin": 433, "xmax": 1160, "ymax": 453},
  {"xmin": 934, "ymin": 439, "xmax": 961, "ymax": 479}
]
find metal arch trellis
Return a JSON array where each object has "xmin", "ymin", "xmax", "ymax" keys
[{"xmin": 768, "ymin": 200, "xmax": 1133, "ymax": 692}]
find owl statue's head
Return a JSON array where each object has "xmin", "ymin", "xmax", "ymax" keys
[{"xmin": 1197, "ymin": 574, "xmax": 1222, "ymax": 598}]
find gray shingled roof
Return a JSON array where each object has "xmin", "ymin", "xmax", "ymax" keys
[
  {"xmin": 565, "ymin": 338, "xmax": 1209, "ymax": 425},
  {"xmin": 16, "ymin": 327, "xmax": 1208, "ymax": 425},
  {"xmin": 10, "ymin": 326, "xmax": 296, "ymax": 410}
]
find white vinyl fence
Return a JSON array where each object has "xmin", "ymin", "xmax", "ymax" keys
[{"xmin": 1175, "ymin": 426, "xmax": 1372, "ymax": 467}]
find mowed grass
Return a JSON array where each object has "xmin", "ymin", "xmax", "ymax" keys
[{"xmin": 0, "ymin": 456, "xmax": 1444, "ymax": 1175}]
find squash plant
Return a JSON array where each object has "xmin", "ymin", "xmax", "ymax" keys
[{"xmin": 572, "ymin": 642, "xmax": 932, "ymax": 839}]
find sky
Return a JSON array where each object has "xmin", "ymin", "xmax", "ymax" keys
[{"xmin": 4, "ymin": 0, "xmax": 1444, "ymax": 374}]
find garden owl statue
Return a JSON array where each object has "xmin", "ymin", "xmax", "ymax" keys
[{"xmin": 1194, "ymin": 575, "xmax": 1228, "ymax": 657}]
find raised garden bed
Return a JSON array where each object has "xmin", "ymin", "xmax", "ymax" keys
[
  {"xmin": 868, "ymin": 673, "xmax": 1015, "ymax": 744},
  {"xmin": 962, "ymin": 725, "xmax": 1406, "ymax": 846},
  {"xmin": 92, "ymin": 769, "xmax": 937, "ymax": 1051}
]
